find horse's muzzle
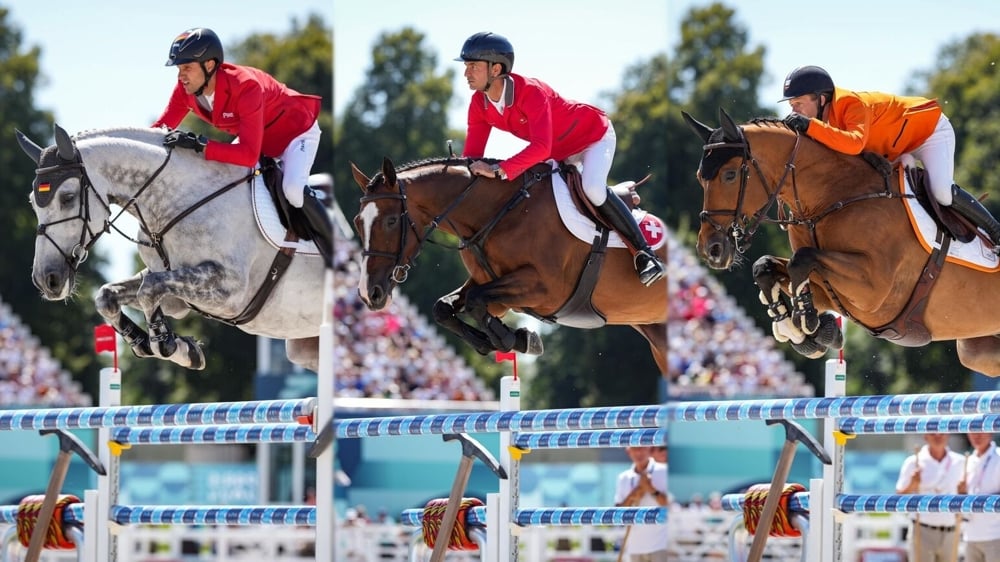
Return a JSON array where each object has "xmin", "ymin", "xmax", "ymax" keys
[
  {"xmin": 33, "ymin": 264, "xmax": 73, "ymax": 300},
  {"xmin": 698, "ymin": 231, "xmax": 735, "ymax": 270}
]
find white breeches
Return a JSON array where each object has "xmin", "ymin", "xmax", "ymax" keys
[
  {"xmin": 565, "ymin": 123, "xmax": 616, "ymax": 206},
  {"xmin": 908, "ymin": 115, "xmax": 955, "ymax": 205},
  {"xmin": 279, "ymin": 120, "xmax": 322, "ymax": 208}
]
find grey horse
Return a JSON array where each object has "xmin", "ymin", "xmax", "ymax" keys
[{"xmin": 16, "ymin": 124, "xmax": 324, "ymax": 371}]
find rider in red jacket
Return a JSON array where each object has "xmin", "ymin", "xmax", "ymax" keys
[
  {"xmin": 153, "ymin": 28, "xmax": 332, "ymax": 266},
  {"xmin": 458, "ymin": 32, "xmax": 664, "ymax": 287}
]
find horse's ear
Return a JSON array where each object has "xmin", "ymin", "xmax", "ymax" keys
[
  {"xmin": 381, "ymin": 157, "xmax": 397, "ymax": 186},
  {"xmin": 682, "ymin": 111, "xmax": 714, "ymax": 144},
  {"xmin": 15, "ymin": 129, "xmax": 42, "ymax": 165},
  {"xmin": 350, "ymin": 161, "xmax": 371, "ymax": 192},
  {"xmin": 53, "ymin": 123, "xmax": 75, "ymax": 161},
  {"xmin": 718, "ymin": 108, "xmax": 742, "ymax": 142}
]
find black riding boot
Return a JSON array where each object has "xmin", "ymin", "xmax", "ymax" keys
[
  {"xmin": 950, "ymin": 184, "xmax": 1000, "ymax": 250},
  {"xmin": 594, "ymin": 188, "xmax": 665, "ymax": 286},
  {"xmin": 301, "ymin": 186, "xmax": 334, "ymax": 269}
]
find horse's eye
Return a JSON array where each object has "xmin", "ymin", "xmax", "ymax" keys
[
  {"xmin": 722, "ymin": 170, "xmax": 739, "ymax": 183},
  {"xmin": 58, "ymin": 190, "xmax": 76, "ymax": 206},
  {"xmin": 386, "ymin": 216, "xmax": 399, "ymax": 228}
]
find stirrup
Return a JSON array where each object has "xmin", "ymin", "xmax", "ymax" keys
[{"xmin": 635, "ymin": 251, "xmax": 665, "ymax": 286}]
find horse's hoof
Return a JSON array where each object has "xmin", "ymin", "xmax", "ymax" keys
[
  {"xmin": 790, "ymin": 337, "xmax": 828, "ymax": 359},
  {"xmin": 813, "ymin": 314, "xmax": 844, "ymax": 349},
  {"xmin": 514, "ymin": 329, "xmax": 544, "ymax": 355},
  {"xmin": 130, "ymin": 341, "xmax": 155, "ymax": 359},
  {"xmin": 174, "ymin": 336, "xmax": 206, "ymax": 371}
]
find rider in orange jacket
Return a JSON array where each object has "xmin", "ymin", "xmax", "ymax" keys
[
  {"xmin": 781, "ymin": 65, "xmax": 1000, "ymax": 251},
  {"xmin": 153, "ymin": 28, "xmax": 332, "ymax": 267},
  {"xmin": 457, "ymin": 32, "xmax": 664, "ymax": 286}
]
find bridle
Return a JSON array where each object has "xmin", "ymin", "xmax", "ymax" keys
[
  {"xmin": 34, "ymin": 139, "xmax": 255, "ymax": 273},
  {"xmin": 358, "ymin": 161, "xmax": 549, "ymax": 285},
  {"xmin": 699, "ymin": 128, "xmax": 803, "ymax": 254},
  {"xmin": 358, "ymin": 166, "xmax": 485, "ymax": 285},
  {"xmin": 33, "ymin": 145, "xmax": 174, "ymax": 272}
]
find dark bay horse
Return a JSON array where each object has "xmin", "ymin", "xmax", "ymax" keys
[
  {"xmin": 683, "ymin": 109, "xmax": 1000, "ymax": 375},
  {"xmin": 350, "ymin": 156, "xmax": 667, "ymax": 373}
]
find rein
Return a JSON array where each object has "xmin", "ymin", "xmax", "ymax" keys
[
  {"xmin": 701, "ymin": 130, "xmax": 909, "ymax": 252},
  {"xmin": 359, "ymin": 163, "xmax": 556, "ymax": 285}
]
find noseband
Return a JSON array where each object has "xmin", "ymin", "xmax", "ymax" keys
[{"xmin": 699, "ymin": 131, "xmax": 803, "ymax": 254}]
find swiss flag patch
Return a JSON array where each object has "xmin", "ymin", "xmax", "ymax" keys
[{"xmin": 639, "ymin": 214, "xmax": 666, "ymax": 249}]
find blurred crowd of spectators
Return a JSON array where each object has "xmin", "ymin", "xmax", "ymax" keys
[
  {"xmin": 0, "ymin": 298, "xmax": 90, "ymax": 406},
  {"xmin": 330, "ymin": 233, "xmax": 494, "ymax": 402},
  {"xmin": 667, "ymin": 228, "xmax": 813, "ymax": 398}
]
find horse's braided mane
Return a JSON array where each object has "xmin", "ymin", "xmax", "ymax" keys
[
  {"xmin": 366, "ymin": 155, "xmax": 501, "ymax": 192},
  {"xmin": 747, "ymin": 117, "xmax": 792, "ymax": 130}
]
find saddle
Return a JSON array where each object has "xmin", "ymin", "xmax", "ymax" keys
[
  {"xmin": 259, "ymin": 157, "xmax": 315, "ymax": 242},
  {"xmin": 865, "ymin": 152, "xmax": 977, "ymax": 244}
]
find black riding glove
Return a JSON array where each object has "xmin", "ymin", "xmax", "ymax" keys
[
  {"xmin": 164, "ymin": 130, "xmax": 208, "ymax": 153},
  {"xmin": 783, "ymin": 113, "xmax": 812, "ymax": 134}
]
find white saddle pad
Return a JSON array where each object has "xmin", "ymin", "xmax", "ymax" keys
[
  {"xmin": 547, "ymin": 161, "xmax": 666, "ymax": 250},
  {"xmin": 899, "ymin": 164, "xmax": 999, "ymax": 272},
  {"xmin": 250, "ymin": 175, "xmax": 320, "ymax": 255}
]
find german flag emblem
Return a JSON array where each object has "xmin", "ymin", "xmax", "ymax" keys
[{"xmin": 38, "ymin": 183, "xmax": 51, "ymax": 193}]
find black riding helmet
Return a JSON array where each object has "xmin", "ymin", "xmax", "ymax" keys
[
  {"xmin": 165, "ymin": 28, "xmax": 223, "ymax": 96},
  {"xmin": 455, "ymin": 32, "xmax": 515, "ymax": 75},
  {"xmin": 779, "ymin": 65, "xmax": 834, "ymax": 101}
]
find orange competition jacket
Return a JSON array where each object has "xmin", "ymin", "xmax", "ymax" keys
[{"xmin": 805, "ymin": 86, "xmax": 942, "ymax": 162}]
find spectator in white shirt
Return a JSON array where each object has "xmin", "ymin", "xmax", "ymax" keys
[
  {"xmin": 962, "ymin": 432, "xmax": 1000, "ymax": 562},
  {"xmin": 896, "ymin": 433, "xmax": 966, "ymax": 562}
]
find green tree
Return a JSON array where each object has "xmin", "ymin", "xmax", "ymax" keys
[
  {"xmin": 333, "ymin": 27, "xmax": 455, "ymax": 223},
  {"xmin": 0, "ymin": 7, "xmax": 109, "ymax": 401}
]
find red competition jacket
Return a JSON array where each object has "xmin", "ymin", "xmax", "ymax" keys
[
  {"xmin": 462, "ymin": 73, "xmax": 609, "ymax": 179},
  {"xmin": 153, "ymin": 63, "xmax": 322, "ymax": 167}
]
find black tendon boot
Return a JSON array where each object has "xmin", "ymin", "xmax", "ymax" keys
[
  {"xmin": 301, "ymin": 185, "xmax": 334, "ymax": 268},
  {"xmin": 594, "ymin": 188, "xmax": 665, "ymax": 286},
  {"xmin": 950, "ymin": 184, "xmax": 1000, "ymax": 251}
]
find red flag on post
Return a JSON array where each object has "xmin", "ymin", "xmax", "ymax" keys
[
  {"xmin": 495, "ymin": 351, "xmax": 517, "ymax": 380},
  {"xmin": 94, "ymin": 324, "xmax": 118, "ymax": 370}
]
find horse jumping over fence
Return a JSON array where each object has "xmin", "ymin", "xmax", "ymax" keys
[
  {"xmin": 683, "ymin": 108, "xmax": 1000, "ymax": 375},
  {"xmin": 351, "ymin": 156, "xmax": 667, "ymax": 374},
  {"xmin": 16, "ymin": 125, "xmax": 325, "ymax": 371}
]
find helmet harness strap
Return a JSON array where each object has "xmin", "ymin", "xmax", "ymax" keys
[{"xmin": 194, "ymin": 60, "xmax": 219, "ymax": 97}]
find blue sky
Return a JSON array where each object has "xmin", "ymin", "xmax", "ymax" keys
[{"xmin": 668, "ymin": 0, "xmax": 1000, "ymax": 116}]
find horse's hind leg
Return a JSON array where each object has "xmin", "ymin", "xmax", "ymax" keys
[
  {"xmin": 958, "ymin": 337, "xmax": 1000, "ymax": 376},
  {"xmin": 634, "ymin": 324, "xmax": 666, "ymax": 375},
  {"xmin": 286, "ymin": 337, "xmax": 319, "ymax": 372}
]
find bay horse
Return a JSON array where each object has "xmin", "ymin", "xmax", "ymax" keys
[
  {"xmin": 16, "ymin": 125, "xmax": 325, "ymax": 371},
  {"xmin": 683, "ymin": 108, "xmax": 1000, "ymax": 375},
  {"xmin": 350, "ymin": 156, "xmax": 667, "ymax": 374}
]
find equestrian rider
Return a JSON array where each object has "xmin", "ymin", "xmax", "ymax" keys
[
  {"xmin": 152, "ymin": 27, "xmax": 334, "ymax": 267},
  {"xmin": 456, "ymin": 32, "xmax": 665, "ymax": 287},
  {"xmin": 781, "ymin": 65, "xmax": 1000, "ymax": 251}
]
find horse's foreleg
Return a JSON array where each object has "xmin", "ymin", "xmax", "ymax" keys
[
  {"xmin": 134, "ymin": 263, "xmax": 233, "ymax": 370},
  {"xmin": 754, "ymin": 255, "xmax": 842, "ymax": 358},
  {"xmin": 465, "ymin": 281, "xmax": 544, "ymax": 355},
  {"xmin": 432, "ymin": 288, "xmax": 496, "ymax": 355},
  {"xmin": 95, "ymin": 274, "xmax": 156, "ymax": 359}
]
